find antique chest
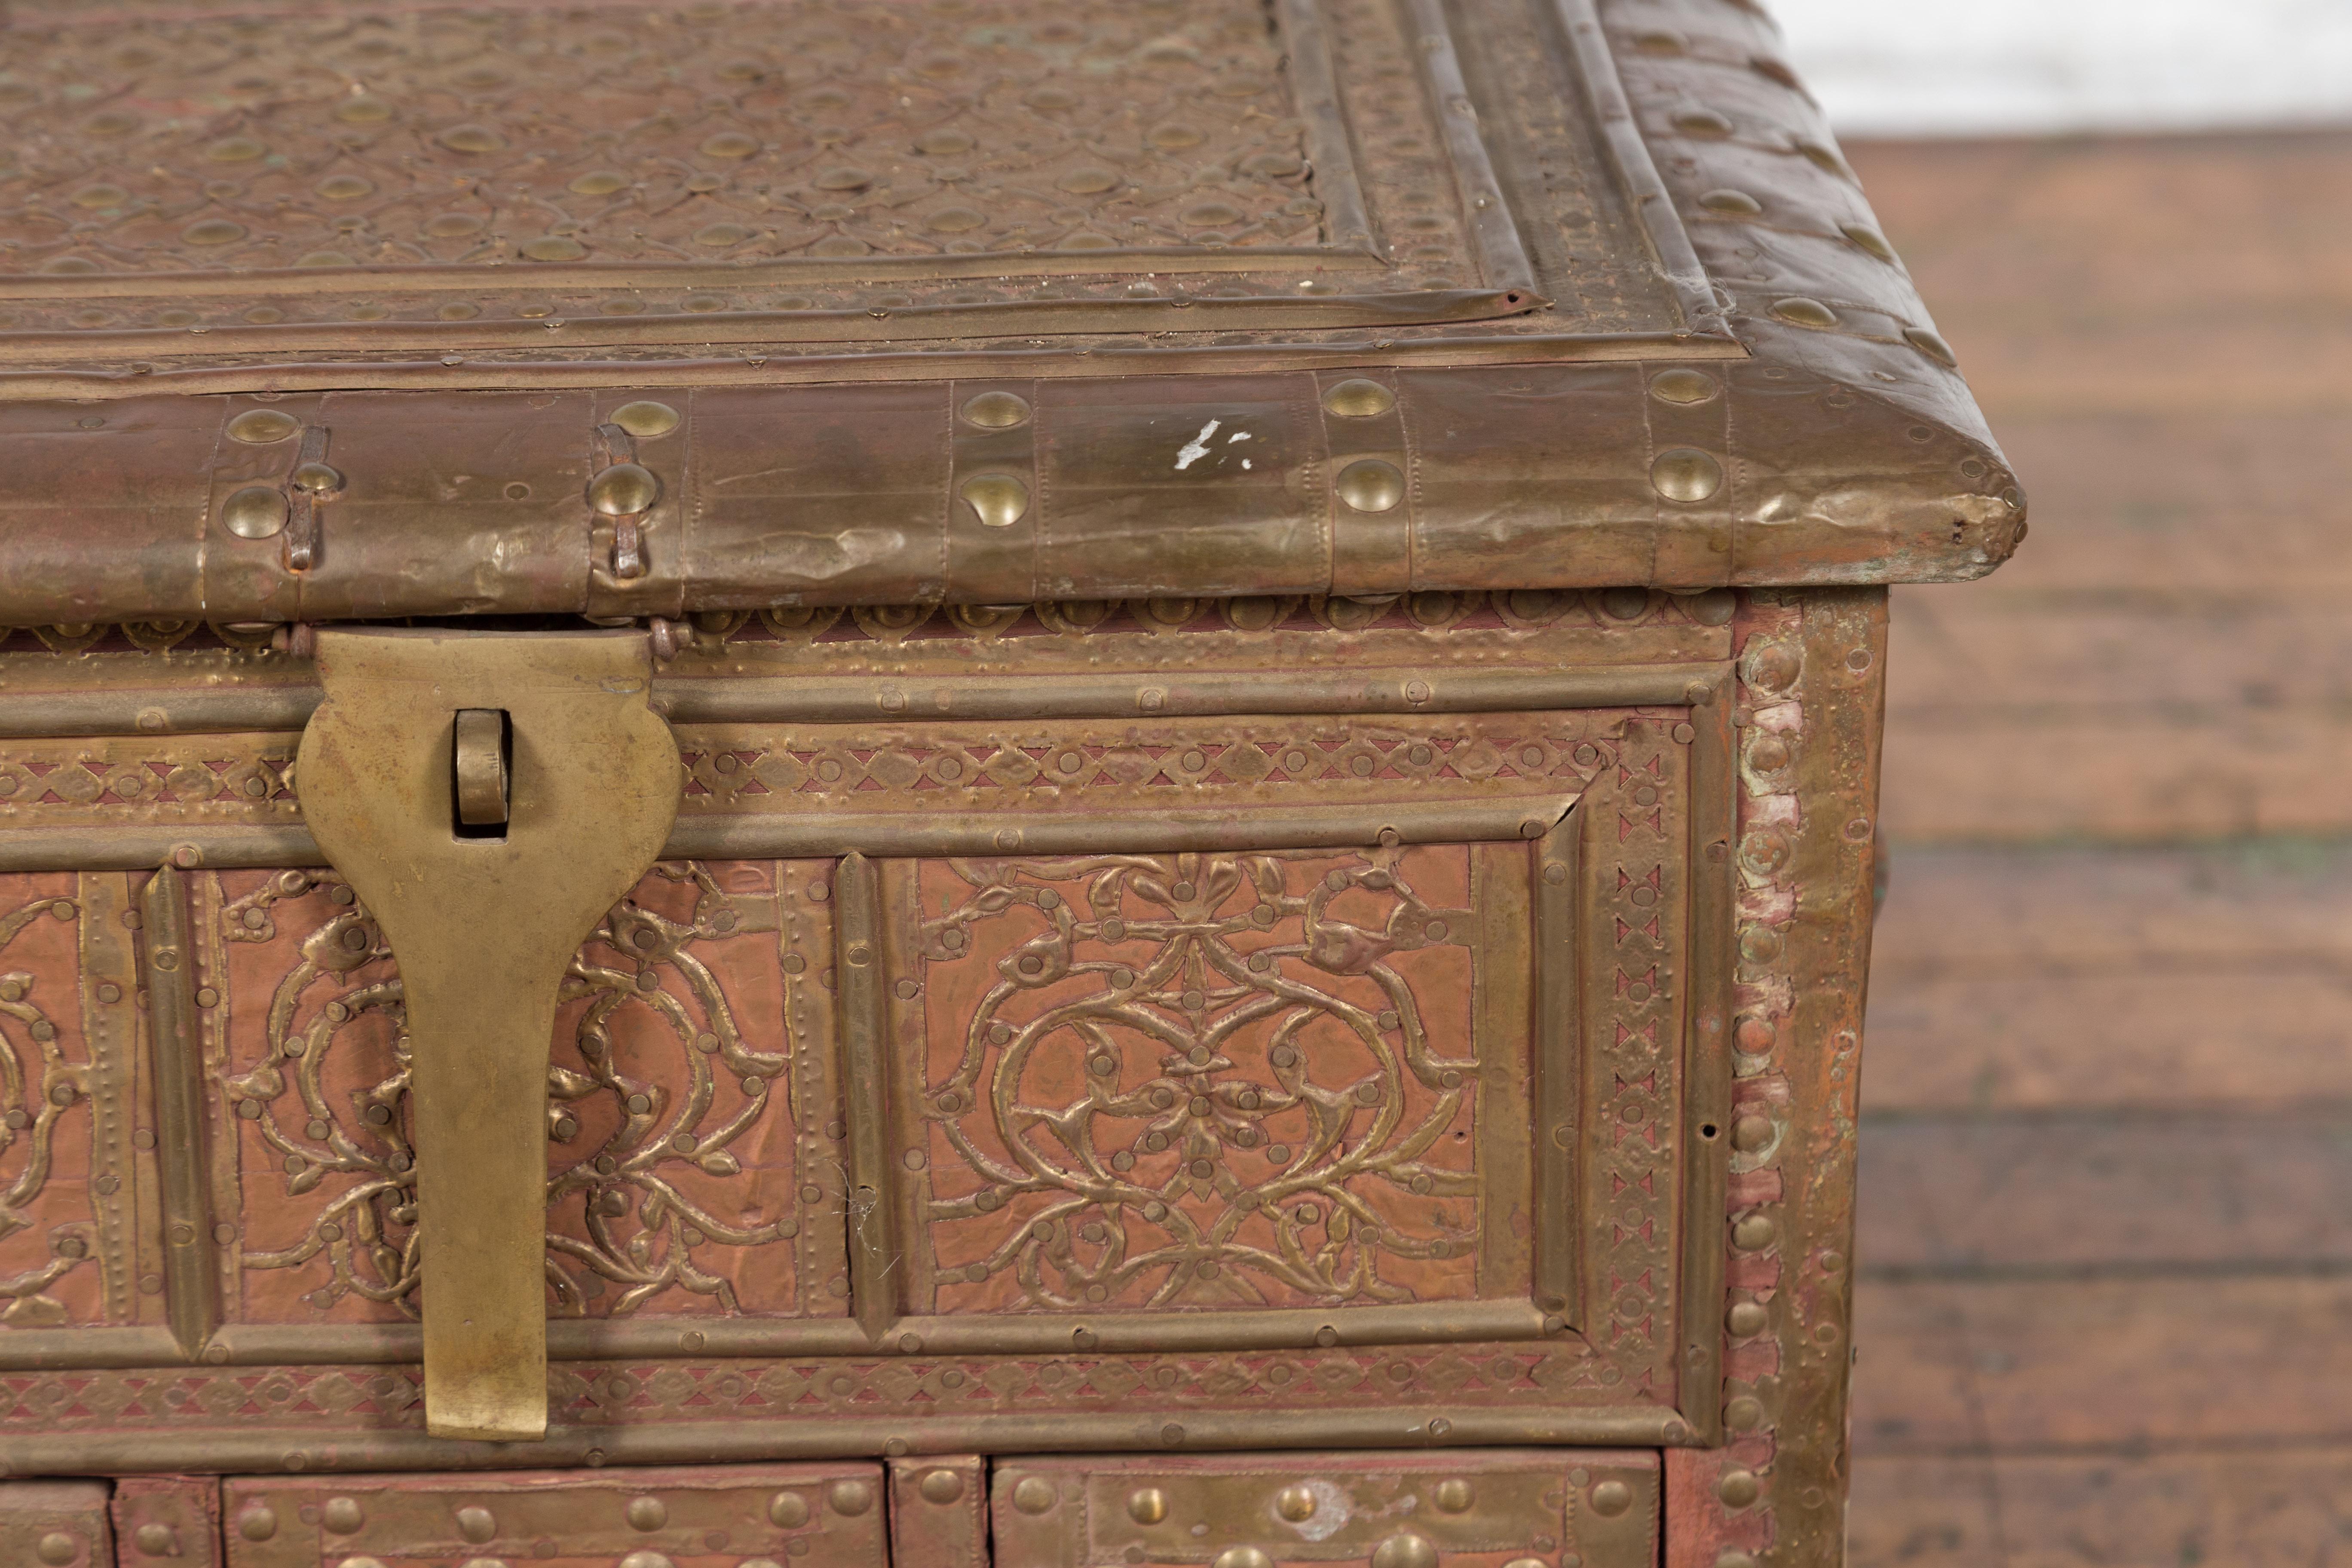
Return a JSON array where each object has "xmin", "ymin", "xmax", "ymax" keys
[{"xmin": 0, "ymin": 0, "xmax": 2021, "ymax": 1563}]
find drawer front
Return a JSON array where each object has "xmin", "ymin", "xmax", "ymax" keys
[
  {"xmin": 221, "ymin": 1462, "xmax": 888, "ymax": 1567},
  {"xmin": 990, "ymin": 1451, "xmax": 1659, "ymax": 1568}
]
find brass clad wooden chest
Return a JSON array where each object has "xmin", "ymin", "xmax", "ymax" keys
[{"xmin": 0, "ymin": 0, "xmax": 2020, "ymax": 1563}]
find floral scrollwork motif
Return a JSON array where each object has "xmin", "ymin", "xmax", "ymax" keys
[
  {"xmin": 0, "ymin": 890, "xmax": 92, "ymax": 1327},
  {"xmin": 918, "ymin": 848, "xmax": 1483, "ymax": 1312},
  {"xmin": 222, "ymin": 864, "xmax": 795, "ymax": 1320}
]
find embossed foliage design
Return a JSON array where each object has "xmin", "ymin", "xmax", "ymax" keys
[
  {"xmin": 3, "ymin": 0, "xmax": 1322, "ymax": 281},
  {"xmin": 915, "ymin": 848, "xmax": 1484, "ymax": 1312},
  {"xmin": 0, "ymin": 882, "xmax": 97, "ymax": 1328},
  {"xmin": 216, "ymin": 862, "xmax": 807, "ymax": 1321}
]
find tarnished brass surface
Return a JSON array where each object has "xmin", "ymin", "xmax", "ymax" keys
[
  {"xmin": 221, "ymin": 1461, "xmax": 888, "ymax": 1568},
  {"xmin": 111, "ymin": 1475, "xmax": 221, "ymax": 1568},
  {"xmin": 294, "ymin": 630, "xmax": 678, "ymax": 1441},
  {"xmin": 889, "ymin": 1455, "xmax": 988, "ymax": 1568},
  {"xmin": 0, "ymin": 1479, "xmax": 111, "ymax": 1568},
  {"xmin": 990, "ymin": 1450, "xmax": 1659, "ymax": 1568}
]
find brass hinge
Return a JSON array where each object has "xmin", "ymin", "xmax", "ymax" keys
[{"xmin": 295, "ymin": 628, "xmax": 679, "ymax": 1442}]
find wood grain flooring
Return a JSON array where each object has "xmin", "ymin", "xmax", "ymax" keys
[{"xmin": 1846, "ymin": 132, "xmax": 2352, "ymax": 1565}]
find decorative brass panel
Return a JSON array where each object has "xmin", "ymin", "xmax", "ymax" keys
[
  {"xmin": 111, "ymin": 1474, "xmax": 222, "ymax": 1568},
  {"xmin": 220, "ymin": 1462, "xmax": 889, "ymax": 1568},
  {"xmin": 888, "ymin": 1454, "xmax": 988, "ymax": 1568},
  {"xmin": 0, "ymin": 1479, "xmax": 110, "ymax": 1568},
  {"xmin": 200, "ymin": 861, "xmax": 843, "ymax": 1329},
  {"xmin": 990, "ymin": 1449, "xmax": 1659, "ymax": 1568}
]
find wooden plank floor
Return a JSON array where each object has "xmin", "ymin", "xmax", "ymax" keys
[{"xmin": 1846, "ymin": 133, "xmax": 2352, "ymax": 1565}]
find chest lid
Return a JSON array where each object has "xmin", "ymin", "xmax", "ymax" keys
[{"xmin": 0, "ymin": 0, "xmax": 2022, "ymax": 627}]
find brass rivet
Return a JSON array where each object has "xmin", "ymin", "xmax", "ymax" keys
[
  {"xmin": 626, "ymin": 1496, "xmax": 668, "ymax": 1531},
  {"xmin": 1432, "ymin": 1478, "xmax": 1473, "ymax": 1512},
  {"xmin": 1651, "ymin": 448, "xmax": 1722, "ymax": 504},
  {"xmin": 611, "ymin": 401, "xmax": 681, "ymax": 439},
  {"xmin": 1730, "ymin": 1113, "xmax": 1773, "ymax": 1151},
  {"xmin": 227, "ymin": 408, "xmax": 300, "ymax": 444},
  {"xmin": 959, "ymin": 389, "xmax": 1032, "ymax": 428},
  {"xmin": 1770, "ymin": 296, "xmax": 1839, "ymax": 329},
  {"xmin": 828, "ymin": 1479, "xmax": 874, "ymax": 1516},
  {"xmin": 1733, "ymin": 1213, "xmax": 1777, "ymax": 1251},
  {"xmin": 1010, "ymin": 1476, "xmax": 1056, "ymax": 1514},
  {"xmin": 919, "ymin": 1468, "xmax": 965, "ymax": 1504},
  {"xmin": 768, "ymin": 1492, "xmax": 810, "ymax": 1528},
  {"xmin": 454, "ymin": 1505, "xmax": 496, "ymax": 1543},
  {"xmin": 1725, "ymin": 1394, "xmax": 1765, "ymax": 1430},
  {"xmin": 35, "ymin": 1533, "xmax": 79, "ymax": 1566},
  {"xmin": 289, "ymin": 462, "xmax": 343, "ymax": 495},
  {"xmin": 1649, "ymin": 368, "xmax": 1719, "ymax": 405},
  {"xmin": 439, "ymin": 122, "xmax": 506, "ymax": 153},
  {"xmin": 236, "ymin": 1508, "xmax": 278, "ymax": 1542},
  {"xmin": 589, "ymin": 462, "xmax": 661, "ymax": 516},
  {"xmin": 701, "ymin": 131, "xmax": 762, "ymax": 159},
  {"xmin": 221, "ymin": 485, "xmax": 289, "ymax": 540},
  {"xmin": 618, "ymin": 1553, "xmax": 675, "ymax": 1568},
  {"xmin": 1672, "ymin": 108, "xmax": 1734, "ymax": 138},
  {"xmin": 959, "ymin": 472, "xmax": 1029, "ymax": 527},
  {"xmin": 1725, "ymin": 1300, "xmax": 1769, "ymax": 1338},
  {"xmin": 1126, "ymin": 1486, "xmax": 1168, "ymax": 1524},
  {"xmin": 1905, "ymin": 326, "xmax": 1959, "ymax": 366},
  {"xmin": 183, "ymin": 218, "xmax": 247, "ymax": 246},
  {"xmin": 1274, "ymin": 1484, "xmax": 1317, "ymax": 1521},
  {"xmin": 522, "ymin": 235, "xmax": 588, "ymax": 261},
  {"xmin": 1590, "ymin": 1478, "xmax": 1634, "ymax": 1516},
  {"xmin": 133, "ymin": 1521, "xmax": 175, "ymax": 1554},
  {"xmin": 1321, "ymin": 377, "xmax": 1395, "ymax": 417},
  {"xmin": 1698, "ymin": 188, "xmax": 1761, "ymax": 214},
  {"xmin": 816, "ymin": 165, "xmax": 873, "ymax": 190},
  {"xmin": 1841, "ymin": 223, "xmax": 1896, "ymax": 261},
  {"xmin": 1213, "ymin": 1551, "xmax": 1274, "ymax": 1568},
  {"xmin": 1718, "ymin": 1468, "xmax": 1762, "ymax": 1508},
  {"xmin": 1335, "ymin": 458, "xmax": 1405, "ymax": 513},
  {"xmin": 322, "ymin": 1497, "xmax": 363, "ymax": 1533},
  {"xmin": 1372, "ymin": 1533, "xmax": 1439, "ymax": 1568}
]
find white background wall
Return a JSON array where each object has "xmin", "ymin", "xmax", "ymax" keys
[{"xmin": 1761, "ymin": 0, "xmax": 2352, "ymax": 137}]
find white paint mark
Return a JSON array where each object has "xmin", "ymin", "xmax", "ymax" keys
[
  {"xmin": 1241, "ymin": 459, "xmax": 1253, "ymax": 470},
  {"xmin": 1174, "ymin": 418, "xmax": 1221, "ymax": 470},
  {"xmin": 1226, "ymin": 430, "xmax": 1252, "ymax": 444}
]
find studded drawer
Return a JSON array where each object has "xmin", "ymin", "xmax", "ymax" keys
[
  {"xmin": 219, "ymin": 1463, "xmax": 888, "ymax": 1568},
  {"xmin": 989, "ymin": 1451, "xmax": 1660, "ymax": 1568}
]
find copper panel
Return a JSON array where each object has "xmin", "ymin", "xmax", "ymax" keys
[
  {"xmin": 989, "ymin": 1450, "xmax": 1658, "ymax": 1568},
  {"xmin": 197, "ymin": 861, "xmax": 844, "ymax": 1330},
  {"xmin": 220, "ymin": 1462, "xmax": 888, "ymax": 1567},
  {"xmin": 0, "ymin": 1479, "xmax": 111, "ymax": 1568},
  {"xmin": 111, "ymin": 1474, "xmax": 222, "ymax": 1568},
  {"xmin": 888, "ymin": 1454, "xmax": 987, "ymax": 1568}
]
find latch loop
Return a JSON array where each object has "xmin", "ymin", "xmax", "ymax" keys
[{"xmin": 588, "ymin": 422, "xmax": 661, "ymax": 581}]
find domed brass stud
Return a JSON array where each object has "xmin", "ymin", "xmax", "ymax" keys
[
  {"xmin": 438, "ymin": 123, "xmax": 505, "ymax": 153},
  {"xmin": 290, "ymin": 462, "xmax": 343, "ymax": 495},
  {"xmin": 235, "ymin": 1507, "xmax": 278, "ymax": 1542},
  {"xmin": 1213, "ymin": 1551, "xmax": 1274, "ymax": 1568},
  {"xmin": 700, "ymin": 131, "xmax": 761, "ymax": 159},
  {"xmin": 1372, "ymin": 1532, "xmax": 1439, "ymax": 1568},
  {"xmin": 1718, "ymin": 1468, "xmax": 1762, "ymax": 1508},
  {"xmin": 619, "ymin": 1553, "xmax": 675, "ymax": 1568},
  {"xmin": 1274, "ymin": 1484, "xmax": 1317, "ymax": 1521},
  {"xmin": 1797, "ymin": 140, "xmax": 1850, "ymax": 178},
  {"xmin": 1590, "ymin": 1478, "xmax": 1634, "ymax": 1516},
  {"xmin": 207, "ymin": 135, "xmax": 265, "ymax": 162},
  {"xmin": 919, "ymin": 1469, "xmax": 965, "ymax": 1504},
  {"xmin": 767, "ymin": 1492, "xmax": 809, "ymax": 1527},
  {"xmin": 926, "ymin": 207, "xmax": 986, "ymax": 233},
  {"xmin": 1058, "ymin": 166, "xmax": 1120, "ymax": 194},
  {"xmin": 1651, "ymin": 448, "xmax": 1722, "ymax": 504},
  {"xmin": 1770, "ymin": 296, "xmax": 1839, "ymax": 328},
  {"xmin": 1733, "ymin": 1213, "xmax": 1777, "ymax": 1250},
  {"xmin": 1841, "ymin": 223, "xmax": 1895, "ymax": 261},
  {"xmin": 625, "ymin": 1496, "xmax": 667, "ymax": 1530},
  {"xmin": 828, "ymin": 1479, "xmax": 875, "ymax": 1516},
  {"xmin": 1725, "ymin": 1299, "xmax": 1768, "ymax": 1337},
  {"xmin": 135, "ymin": 1522, "xmax": 176, "ymax": 1554},
  {"xmin": 454, "ymin": 1505, "xmax": 496, "ymax": 1543},
  {"xmin": 522, "ymin": 236, "xmax": 586, "ymax": 261},
  {"xmin": 612, "ymin": 401, "xmax": 680, "ymax": 439},
  {"xmin": 1905, "ymin": 326, "xmax": 1958, "ymax": 366},
  {"xmin": 960, "ymin": 473, "xmax": 1029, "ymax": 527},
  {"xmin": 335, "ymin": 95, "xmax": 392, "ymax": 123},
  {"xmin": 71, "ymin": 183, "xmax": 127, "ymax": 208},
  {"xmin": 322, "ymin": 1496, "xmax": 364, "ymax": 1532},
  {"xmin": 815, "ymin": 165, "xmax": 873, "ymax": 191},
  {"xmin": 588, "ymin": 463, "xmax": 660, "ymax": 516},
  {"xmin": 1126, "ymin": 1487, "xmax": 1168, "ymax": 1524},
  {"xmin": 960, "ymin": 390, "xmax": 1031, "ymax": 428},
  {"xmin": 1010, "ymin": 1476, "xmax": 1056, "ymax": 1514},
  {"xmin": 1648, "ymin": 368, "xmax": 1719, "ymax": 405},
  {"xmin": 35, "ymin": 1533, "xmax": 79, "ymax": 1566},
  {"xmin": 227, "ymin": 408, "xmax": 300, "ymax": 444},
  {"xmin": 1672, "ymin": 108, "xmax": 1734, "ymax": 138},
  {"xmin": 1321, "ymin": 377, "xmax": 1395, "ymax": 418},
  {"xmin": 1504, "ymin": 1560, "xmax": 1549, "ymax": 1568},
  {"xmin": 1724, "ymin": 1394, "xmax": 1765, "ymax": 1429},
  {"xmin": 1698, "ymin": 188, "xmax": 1761, "ymax": 215},
  {"xmin": 570, "ymin": 170, "xmax": 628, "ymax": 196},
  {"xmin": 221, "ymin": 485, "xmax": 289, "ymax": 539},
  {"xmin": 1433, "ymin": 1478, "xmax": 1473, "ymax": 1512},
  {"xmin": 1335, "ymin": 459, "xmax": 1405, "ymax": 513},
  {"xmin": 182, "ymin": 219, "xmax": 247, "ymax": 246},
  {"xmin": 317, "ymin": 174, "xmax": 375, "ymax": 201}
]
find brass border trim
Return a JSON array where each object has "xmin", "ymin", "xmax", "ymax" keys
[
  {"xmin": 0, "ymin": 1404, "xmax": 1692, "ymax": 1478},
  {"xmin": 137, "ymin": 864, "xmax": 220, "ymax": 1362},
  {"xmin": 1676, "ymin": 673, "xmax": 1735, "ymax": 1439},
  {"xmin": 0, "ymin": 663, "xmax": 1709, "ymax": 738},
  {"xmin": 1274, "ymin": 0, "xmax": 1380, "ymax": 251},
  {"xmin": 835, "ymin": 852, "xmax": 901, "ymax": 1347},
  {"xmin": 1544, "ymin": 0, "xmax": 1729, "ymax": 338},
  {"xmin": 1403, "ymin": 0, "xmax": 1543, "ymax": 299},
  {"xmin": 1531, "ymin": 814, "xmax": 1581, "ymax": 1328}
]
